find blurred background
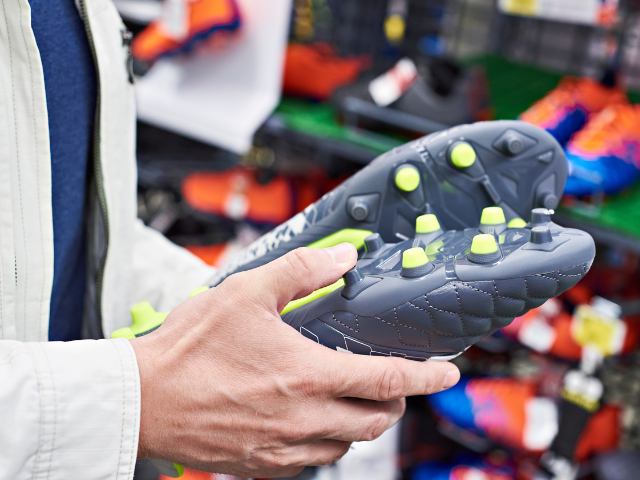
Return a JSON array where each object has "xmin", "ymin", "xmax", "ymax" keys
[{"xmin": 120, "ymin": 0, "xmax": 640, "ymax": 478}]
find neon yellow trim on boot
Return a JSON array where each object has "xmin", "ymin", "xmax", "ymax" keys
[
  {"xmin": 470, "ymin": 234, "xmax": 498, "ymax": 255},
  {"xmin": 416, "ymin": 214, "xmax": 440, "ymax": 234},
  {"xmin": 480, "ymin": 206, "xmax": 506, "ymax": 225},
  {"xmin": 402, "ymin": 247, "xmax": 429, "ymax": 269},
  {"xmin": 307, "ymin": 229, "xmax": 373, "ymax": 250},
  {"xmin": 281, "ymin": 279, "xmax": 345, "ymax": 315},
  {"xmin": 507, "ymin": 218, "xmax": 527, "ymax": 228}
]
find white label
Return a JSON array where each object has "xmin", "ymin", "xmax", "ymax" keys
[
  {"xmin": 160, "ymin": 0, "xmax": 189, "ymax": 39},
  {"xmin": 368, "ymin": 58, "xmax": 418, "ymax": 107},
  {"xmin": 518, "ymin": 317, "xmax": 556, "ymax": 353},
  {"xmin": 523, "ymin": 397, "xmax": 558, "ymax": 451}
]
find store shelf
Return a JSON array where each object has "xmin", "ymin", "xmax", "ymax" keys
[{"xmin": 272, "ymin": 98, "xmax": 406, "ymax": 157}]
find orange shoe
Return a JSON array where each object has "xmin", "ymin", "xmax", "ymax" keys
[
  {"xmin": 520, "ymin": 77, "xmax": 626, "ymax": 145},
  {"xmin": 132, "ymin": 0, "xmax": 241, "ymax": 62},
  {"xmin": 282, "ymin": 42, "xmax": 371, "ymax": 101},
  {"xmin": 161, "ymin": 469, "xmax": 235, "ymax": 480},
  {"xmin": 181, "ymin": 168, "xmax": 326, "ymax": 225}
]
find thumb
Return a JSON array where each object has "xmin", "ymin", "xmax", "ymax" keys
[{"xmin": 245, "ymin": 243, "xmax": 357, "ymax": 314}]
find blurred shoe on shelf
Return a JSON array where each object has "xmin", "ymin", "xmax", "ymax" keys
[
  {"xmin": 282, "ymin": 42, "xmax": 371, "ymax": 101},
  {"xmin": 332, "ymin": 57, "xmax": 491, "ymax": 128},
  {"xmin": 429, "ymin": 376, "xmax": 558, "ymax": 453},
  {"xmin": 132, "ymin": 0, "xmax": 242, "ymax": 61},
  {"xmin": 520, "ymin": 77, "xmax": 626, "ymax": 145},
  {"xmin": 502, "ymin": 295, "xmax": 640, "ymax": 361},
  {"xmin": 564, "ymin": 104, "xmax": 640, "ymax": 197},
  {"xmin": 181, "ymin": 168, "xmax": 336, "ymax": 225},
  {"xmin": 427, "ymin": 376, "xmax": 621, "ymax": 460}
]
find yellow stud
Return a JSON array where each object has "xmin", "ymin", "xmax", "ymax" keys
[
  {"xmin": 131, "ymin": 301, "xmax": 157, "ymax": 325},
  {"xmin": 450, "ymin": 142, "xmax": 476, "ymax": 168},
  {"xmin": 470, "ymin": 234, "xmax": 498, "ymax": 255},
  {"xmin": 402, "ymin": 247, "xmax": 429, "ymax": 269},
  {"xmin": 395, "ymin": 167, "xmax": 420, "ymax": 192},
  {"xmin": 416, "ymin": 214, "xmax": 440, "ymax": 234},
  {"xmin": 480, "ymin": 206, "xmax": 506, "ymax": 225},
  {"xmin": 507, "ymin": 218, "xmax": 527, "ymax": 228}
]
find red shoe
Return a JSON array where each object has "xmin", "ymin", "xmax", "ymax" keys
[
  {"xmin": 503, "ymin": 294, "xmax": 640, "ymax": 361},
  {"xmin": 132, "ymin": 0, "xmax": 242, "ymax": 61},
  {"xmin": 282, "ymin": 42, "xmax": 371, "ymax": 101}
]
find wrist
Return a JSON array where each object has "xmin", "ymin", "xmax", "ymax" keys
[{"xmin": 130, "ymin": 337, "xmax": 156, "ymax": 460}]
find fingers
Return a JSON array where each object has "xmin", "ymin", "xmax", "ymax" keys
[
  {"xmin": 240, "ymin": 243, "xmax": 358, "ymax": 313},
  {"xmin": 318, "ymin": 397, "xmax": 405, "ymax": 442},
  {"xmin": 325, "ymin": 354, "xmax": 460, "ymax": 401}
]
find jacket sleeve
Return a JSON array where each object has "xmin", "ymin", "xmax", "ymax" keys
[
  {"xmin": 0, "ymin": 338, "xmax": 139, "ymax": 480},
  {"xmin": 131, "ymin": 219, "xmax": 217, "ymax": 312}
]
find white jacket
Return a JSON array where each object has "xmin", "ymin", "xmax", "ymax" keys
[{"xmin": 0, "ymin": 0, "xmax": 215, "ymax": 478}]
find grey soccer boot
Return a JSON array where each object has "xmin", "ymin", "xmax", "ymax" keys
[
  {"xmin": 279, "ymin": 208, "xmax": 594, "ymax": 361},
  {"xmin": 209, "ymin": 120, "xmax": 568, "ymax": 287}
]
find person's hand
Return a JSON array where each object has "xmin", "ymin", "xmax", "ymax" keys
[{"xmin": 130, "ymin": 243, "xmax": 460, "ymax": 478}]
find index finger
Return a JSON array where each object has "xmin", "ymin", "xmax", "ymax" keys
[{"xmin": 322, "ymin": 351, "xmax": 460, "ymax": 401}]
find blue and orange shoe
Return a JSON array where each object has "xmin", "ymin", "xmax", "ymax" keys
[
  {"xmin": 564, "ymin": 104, "xmax": 640, "ymax": 196},
  {"xmin": 132, "ymin": 0, "xmax": 242, "ymax": 62},
  {"xmin": 428, "ymin": 376, "xmax": 557, "ymax": 453},
  {"xmin": 427, "ymin": 376, "xmax": 622, "ymax": 460},
  {"xmin": 520, "ymin": 77, "xmax": 626, "ymax": 145}
]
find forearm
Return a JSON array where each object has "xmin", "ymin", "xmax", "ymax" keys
[{"xmin": 0, "ymin": 338, "xmax": 139, "ymax": 479}]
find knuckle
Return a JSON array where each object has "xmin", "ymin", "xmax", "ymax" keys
[
  {"xmin": 362, "ymin": 412, "xmax": 389, "ymax": 442},
  {"xmin": 283, "ymin": 466, "xmax": 305, "ymax": 477},
  {"xmin": 318, "ymin": 443, "xmax": 351, "ymax": 466},
  {"xmin": 281, "ymin": 423, "xmax": 311, "ymax": 444},
  {"xmin": 254, "ymin": 450, "xmax": 292, "ymax": 470},
  {"xmin": 285, "ymin": 248, "xmax": 317, "ymax": 279},
  {"xmin": 334, "ymin": 442, "xmax": 351, "ymax": 463},
  {"xmin": 377, "ymin": 367, "xmax": 405, "ymax": 401},
  {"xmin": 287, "ymin": 368, "xmax": 324, "ymax": 398}
]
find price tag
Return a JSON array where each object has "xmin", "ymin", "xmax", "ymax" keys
[
  {"xmin": 571, "ymin": 298, "xmax": 626, "ymax": 357},
  {"xmin": 499, "ymin": 0, "xmax": 618, "ymax": 26},
  {"xmin": 499, "ymin": 0, "xmax": 538, "ymax": 16}
]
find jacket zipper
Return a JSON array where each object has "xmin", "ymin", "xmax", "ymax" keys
[{"xmin": 78, "ymin": 0, "xmax": 109, "ymax": 339}]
